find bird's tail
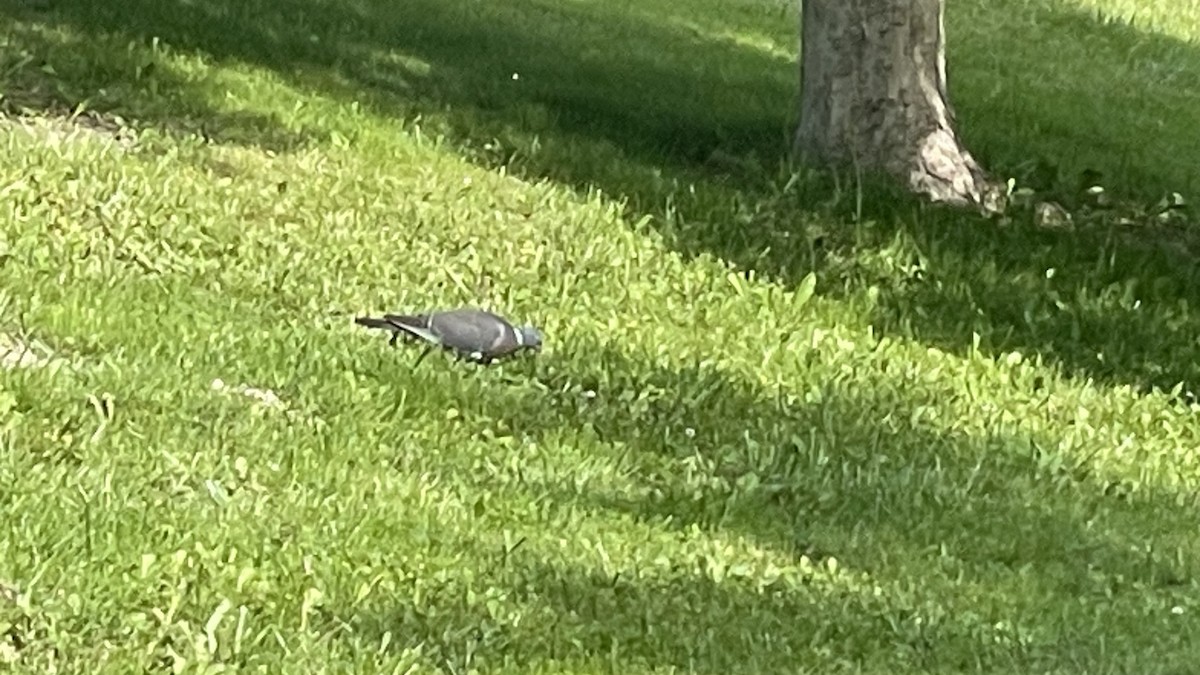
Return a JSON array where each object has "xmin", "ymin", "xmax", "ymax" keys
[
  {"xmin": 354, "ymin": 316, "xmax": 398, "ymax": 331},
  {"xmin": 380, "ymin": 314, "xmax": 429, "ymax": 331}
]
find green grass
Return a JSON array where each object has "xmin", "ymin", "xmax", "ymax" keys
[{"xmin": 2, "ymin": 0, "xmax": 1200, "ymax": 672}]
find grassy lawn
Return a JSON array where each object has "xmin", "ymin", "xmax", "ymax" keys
[{"xmin": 2, "ymin": 0, "xmax": 1200, "ymax": 672}]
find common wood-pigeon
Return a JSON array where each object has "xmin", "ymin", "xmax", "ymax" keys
[{"xmin": 355, "ymin": 308, "xmax": 543, "ymax": 364}]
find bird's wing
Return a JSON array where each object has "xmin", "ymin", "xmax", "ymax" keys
[
  {"xmin": 380, "ymin": 314, "xmax": 442, "ymax": 344},
  {"xmin": 431, "ymin": 310, "xmax": 514, "ymax": 356},
  {"xmin": 428, "ymin": 311, "xmax": 491, "ymax": 353}
]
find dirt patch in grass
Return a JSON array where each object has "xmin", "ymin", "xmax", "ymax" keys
[
  {"xmin": 0, "ymin": 56, "xmax": 136, "ymax": 143},
  {"xmin": 0, "ymin": 333, "xmax": 53, "ymax": 370},
  {"xmin": 1, "ymin": 111, "xmax": 138, "ymax": 150}
]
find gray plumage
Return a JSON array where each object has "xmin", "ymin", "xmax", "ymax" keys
[{"xmin": 355, "ymin": 308, "xmax": 542, "ymax": 364}]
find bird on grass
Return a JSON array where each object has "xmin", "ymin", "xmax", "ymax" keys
[{"xmin": 355, "ymin": 308, "xmax": 543, "ymax": 365}]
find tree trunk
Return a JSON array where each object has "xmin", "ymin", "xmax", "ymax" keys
[{"xmin": 794, "ymin": 0, "xmax": 1002, "ymax": 212}]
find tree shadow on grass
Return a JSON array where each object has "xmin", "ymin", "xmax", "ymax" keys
[
  {"xmin": 0, "ymin": 11, "xmax": 326, "ymax": 154},
  {"xmin": 343, "ymin": 342, "xmax": 1200, "ymax": 672}
]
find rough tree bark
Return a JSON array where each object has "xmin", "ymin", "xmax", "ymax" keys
[{"xmin": 794, "ymin": 0, "xmax": 1002, "ymax": 211}]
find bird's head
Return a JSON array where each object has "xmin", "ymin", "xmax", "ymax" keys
[{"xmin": 517, "ymin": 325, "xmax": 543, "ymax": 351}]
